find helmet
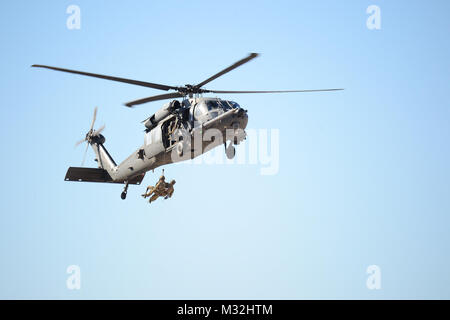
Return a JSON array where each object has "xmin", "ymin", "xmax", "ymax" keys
[{"xmin": 170, "ymin": 180, "xmax": 176, "ymax": 185}]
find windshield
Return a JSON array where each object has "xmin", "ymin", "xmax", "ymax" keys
[
  {"xmin": 206, "ymin": 100, "xmax": 237, "ymax": 111},
  {"xmin": 229, "ymin": 101, "xmax": 240, "ymax": 109},
  {"xmin": 206, "ymin": 100, "xmax": 220, "ymax": 110}
]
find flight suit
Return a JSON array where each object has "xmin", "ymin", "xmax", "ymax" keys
[
  {"xmin": 142, "ymin": 172, "xmax": 175, "ymax": 203},
  {"xmin": 142, "ymin": 174, "xmax": 166, "ymax": 202},
  {"xmin": 162, "ymin": 180, "xmax": 176, "ymax": 199}
]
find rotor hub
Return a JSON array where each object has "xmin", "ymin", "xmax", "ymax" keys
[{"xmin": 178, "ymin": 84, "xmax": 207, "ymax": 95}]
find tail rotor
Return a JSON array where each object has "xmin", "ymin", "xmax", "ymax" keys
[{"xmin": 75, "ymin": 107, "xmax": 105, "ymax": 166}]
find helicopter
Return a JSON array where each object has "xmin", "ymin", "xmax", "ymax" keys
[{"xmin": 32, "ymin": 53, "xmax": 342, "ymax": 199}]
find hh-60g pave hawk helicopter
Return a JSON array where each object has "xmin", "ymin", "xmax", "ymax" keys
[{"xmin": 32, "ymin": 53, "xmax": 342, "ymax": 200}]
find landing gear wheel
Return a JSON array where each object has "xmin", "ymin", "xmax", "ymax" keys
[
  {"xmin": 121, "ymin": 181, "xmax": 129, "ymax": 200},
  {"xmin": 226, "ymin": 144, "xmax": 236, "ymax": 160},
  {"xmin": 176, "ymin": 141, "xmax": 184, "ymax": 157}
]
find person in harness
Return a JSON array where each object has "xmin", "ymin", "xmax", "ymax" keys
[{"xmin": 141, "ymin": 170, "xmax": 176, "ymax": 203}]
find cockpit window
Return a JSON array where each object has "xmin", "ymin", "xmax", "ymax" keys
[
  {"xmin": 229, "ymin": 101, "xmax": 240, "ymax": 109},
  {"xmin": 206, "ymin": 100, "xmax": 220, "ymax": 110},
  {"xmin": 194, "ymin": 103, "xmax": 205, "ymax": 119},
  {"xmin": 206, "ymin": 99, "xmax": 239, "ymax": 111},
  {"xmin": 194, "ymin": 100, "xmax": 241, "ymax": 124}
]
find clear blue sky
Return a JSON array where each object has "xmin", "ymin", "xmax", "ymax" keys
[{"xmin": 0, "ymin": 0, "xmax": 449, "ymax": 299}]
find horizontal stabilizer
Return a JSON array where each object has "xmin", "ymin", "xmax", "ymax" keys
[{"xmin": 64, "ymin": 167, "xmax": 144, "ymax": 185}]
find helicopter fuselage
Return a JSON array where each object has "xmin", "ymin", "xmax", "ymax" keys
[
  {"xmin": 89, "ymin": 97, "xmax": 248, "ymax": 184},
  {"xmin": 43, "ymin": 53, "xmax": 341, "ymax": 199}
]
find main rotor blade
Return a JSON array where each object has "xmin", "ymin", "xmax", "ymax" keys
[
  {"xmin": 31, "ymin": 65, "xmax": 177, "ymax": 91},
  {"xmin": 195, "ymin": 53, "xmax": 259, "ymax": 88},
  {"xmin": 90, "ymin": 107, "xmax": 98, "ymax": 131},
  {"xmin": 206, "ymin": 88, "xmax": 344, "ymax": 94},
  {"xmin": 125, "ymin": 92, "xmax": 184, "ymax": 107}
]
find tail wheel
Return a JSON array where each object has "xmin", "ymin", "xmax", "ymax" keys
[{"xmin": 121, "ymin": 181, "xmax": 129, "ymax": 200}]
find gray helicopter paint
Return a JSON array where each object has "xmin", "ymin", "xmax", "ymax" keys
[
  {"xmin": 32, "ymin": 53, "xmax": 341, "ymax": 198},
  {"xmin": 89, "ymin": 97, "xmax": 248, "ymax": 184}
]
